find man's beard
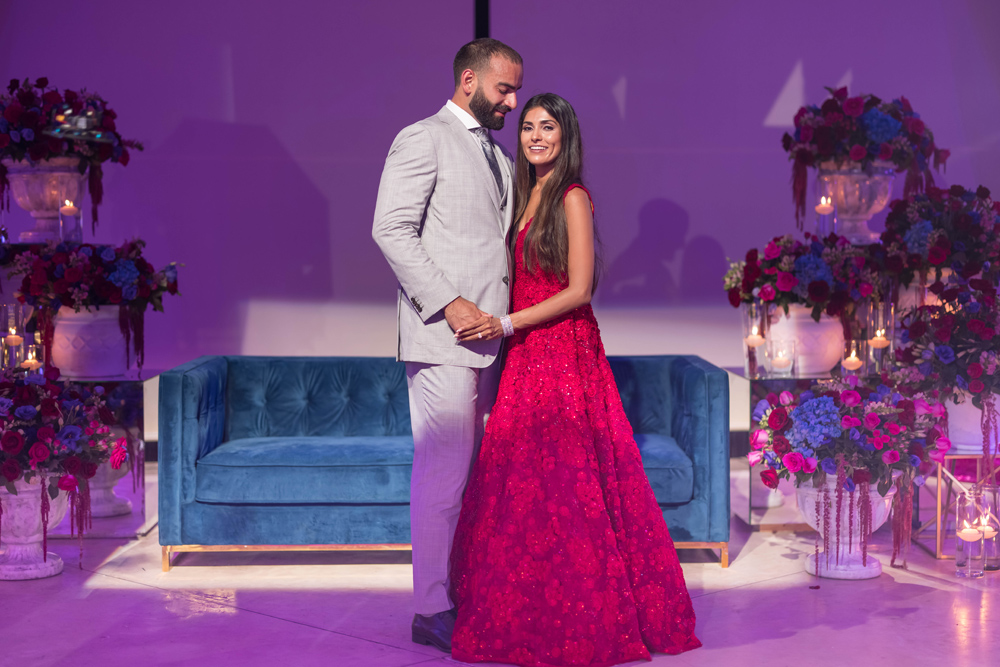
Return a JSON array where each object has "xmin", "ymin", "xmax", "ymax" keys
[{"xmin": 470, "ymin": 87, "xmax": 510, "ymax": 130}]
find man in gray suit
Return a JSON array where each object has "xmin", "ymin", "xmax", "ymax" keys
[{"xmin": 372, "ymin": 39, "xmax": 523, "ymax": 652}]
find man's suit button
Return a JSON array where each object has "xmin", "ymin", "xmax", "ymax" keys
[{"xmin": 502, "ymin": 276, "xmax": 509, "ymax": 285}]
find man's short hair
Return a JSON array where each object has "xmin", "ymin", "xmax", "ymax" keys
[{"xmin": 453, "ymin": 38, "xmax": 522, "ymax": 87}]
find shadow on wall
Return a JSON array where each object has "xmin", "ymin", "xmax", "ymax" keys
[
  {"xmin": 601, "ymin": 198, "xmax": 728, "ymax": 306},
  {"xmin": 124, "ymin": 119, "xmax": 332, "ymax": 369}
]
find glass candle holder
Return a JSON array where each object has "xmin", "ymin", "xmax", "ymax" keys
[
  {"xmin": 982, "ymin": 484, "xmax": 1000, "ymax": 571},
  {"xmin": 956, "ymin": 490, "xmax": 986, "ymax": 578},
  {"xmin": 767, "ymin": 339, "xmax": 795, "ymax": 378},
  {"xmin": 841, "ymin": 340, "xmax": 866, "ymax": 376},
  {"xmin": 2, "ymin": 304, "xmax": 25, "ymax": 370},
  {"xmin": 741, "ymin": 299, "xmax": 768, "ymax": 379},
  {"xmin": 20, "ymin": 344, "xmax": 43, "ymax": 374},
  {"xmin": 866, "ymin": 292, "xmax": 894, "ymax": 375}
]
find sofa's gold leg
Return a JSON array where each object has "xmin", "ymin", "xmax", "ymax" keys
[
  {"xmin": 162, "ymin": 546, "xmax": 172, "ymax": 572},
  {"xmin": 720, "ymin": 543, "xmax": 729, "ymax": 568}
]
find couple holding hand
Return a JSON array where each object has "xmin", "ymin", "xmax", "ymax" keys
[{"xmin": 373, "ymin": 38, "xmax": 700, "ymax": 667}]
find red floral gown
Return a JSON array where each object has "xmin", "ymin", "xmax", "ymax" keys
[{"xmin": 449, "ymin": 185, "xmax": 701, "ymax": 666}]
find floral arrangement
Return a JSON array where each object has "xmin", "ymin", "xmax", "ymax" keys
[
  {"xmin": 0, "ymin": 77, "xmax": 143, "ymax": 226},
  {"xmin": 781, "ymin": 86, "xmax": 949, "ymax": 224},
  {"xmin": 724, "ymin": 231, "xmax": 882, "ymax": 336},
  {"xmin": 877, "ymin": 184, "xmax": 1000, "ymax": 290},
  {"xmin": 7, "ymin": 239, "xmax": 178, "ymax": 371},
  {"xmin": 0, "ymin": 370, "xmax": 128, "ymax": 550},
  {"xmin": 749, "ymin": 378, "xmax": 934, "ymax": 565}
]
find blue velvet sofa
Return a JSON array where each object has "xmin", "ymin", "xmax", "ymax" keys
[{"xmin": 159, "ymin": 355, "xmax": 729, "ymax": 569}]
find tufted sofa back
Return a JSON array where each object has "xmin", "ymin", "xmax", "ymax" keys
[
  {"xmin": 224, "ymin": 357, "xmax": 411, "ymax": 440},
  {"xmin": 608, "ymin": 356, "xmax": 673, "ymax": 437}
]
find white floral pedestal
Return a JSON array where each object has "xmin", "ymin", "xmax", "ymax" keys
[
  {"xmin": 769, "ymin": 305, "xmax": 845, "ymax": 376},
  {"xmin": 51, "ymin": 307, "xmax": 127, "ymax": 378},
  {"xmin": 796, "ymin": 477, "xmax": 896, "ymax": 579},
  {"xmin": 0, "ymin": 478, "xmax": 70, "ymax": 580},
  {"xmin": 90, "ymin": 460, "xmax": 132, "ymax": 517}
]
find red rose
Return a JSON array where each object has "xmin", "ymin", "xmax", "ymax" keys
[
  {"xmin": 799, "ymin": 125, "xmax": 814, "ymax": 143},
  {"xmin": 928, "ymin": 246, "xmax": 947, "ymax": 265},
  {"xmin": 934, "ymin": 328, "xmax": 951, "ymax": 343},
  {"xmin": 772, "ymin": 435, "xmax": 791, "ymax": 456},
  {"xmin": 768, "ymin": 407, "xmax": 789, "ymax": 431},
  {"xmin": 27, "ymin": 144, "xmax": 48, "ymax": 161},
  {"xmin": 1, "ymin": 430, "xmax": 24, "ymax": 455},
  {"xmin": 119, "ymin": 148, "xmax": 130, "ymax": 166},
  {"xmin": 885, "ymin": 255, "xmax": 904, "ymax": 273},
  {"xmin": 0, "ymin": 134, "xmax": 9, "ymax": 150},
  {"xmin": 1, "ymin": 458, "xmax": 21, "ymax": 482},
  {"xmin": 109, "ymin": 288, "xmax": 123, "ymax": 304},
  {"xmin": 82, "ymin": 461, "xmax": 99, "ymax": 479},
  {"xmin": 760, "ymin": 469, "xmax": 779, "ymax": 489},
  {"xmin": 3, "ymin": 101, "xmax": 23, "ymax": 124},
  {"xmin": 36, "ymin": 425, "xmax": 55, "ymax": 442},
  {"xmin": 40, "ymin": 399, "xmax": 60, "ymax": 419},
  {"xmin": 728, "ymin": 288, "xmax": 741, "ymax": 308},
  {"xmin": 968, "ymin": 362, "xmax": 984, "ymax": 378},
  {"xmin": 832, "ymin": 87, "xmax": 848, "ymax": 101},
  {"xmin": 64, "ymin": 266, "xmax": 84, "ymax": 282},
  {"xmin": 878, "ymin": 142, "xmax": 893, "ymax": 161},
  {"xmin": 97, "ymin": 143, "xmax": 113, "ymax": 161},
  {"xmin": 28, "ymin": 441, "xmax": 50, "ymax": 465},
  {"xmin": 57, "ymin": 474, "xmax": 78, "ymax": 492},
  {"xmin": 849, "ymin": 144, "xmax": 868, "ymax": 162},
  {"xmin": 99, "ymin": 406, "xmax": 117, "ymax": 426},
  {"xmin": 102, "ymin": 115, "xmax": 116, "ymax": 131},
  {"xmin": 41, "ymin": 90, "xmax": 62, "ymax": 105},
  {"xmin": 843, "ymin": 96, "xmax": 865, "ymax": 117},
  {"xmin": 907, "ymin": 117, "xmax": 925, "ymax": 136},
  {"xmin": 53, "ymin": 278, "xmax": 70, "ymax": 295},
  {"xmin": 970, "ymin": 380, "xmax": 985, "ymax": 393},
  {"xmin": 63, "ymin": 455, "xmax": 83, "ymax": 476},
  {"xmin": 20, "ymin": 110, "xmax": 39, "ymax": 129},
  {"xmin": 908, "ymin": 321, "xmax": 927, "ymax": 339},
  {"xmin": 980, "ymin": 328, "xmax": 996, "ymax": 341},
  {"xmin": 976, "ymin": 185, "xmax": 991, "ymax": 199},
  {"xmin": 807, "ymin": 280, "xmax": 830, "ymax": 302}
]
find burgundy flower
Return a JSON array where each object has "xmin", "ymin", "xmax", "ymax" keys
[
  {"xmin": 852, "ymin": 469, "xmax": 871, "ymax": 484},
  {"xmin": 772, "ymin": 435, "xmax": 791, "ymax": 456},
  {"xmin": 843, "ymin": 97, "xmax": 865, "ymax": 117},
  {"xmin": 968, "ymin": 362, "xmax": 984, "ymax": 379},
  {"xmin": 3, "ymin": 101, "xmax": 23, "ymax": 124},
  {"xmin": 976, "ymin": 185, "xmax": 991, "ymax": 199},
  {"xmin": 878, "ymin": 143, "xmax": 893, "ymax": 161},
  {"xmin": 28, "ymin": 441, "xmax": 50, "ymax": 465},
  {"xmin": 767, "ymin": 407, "xmax": 789, "ymax": 431},
  {"xmin": 885, "ymin": 255, "xmax": 905, "ymax": 273},
  {"xmin": 40, "ymin": 399, "xmax": 60, "ymax": 419},
  {"xmin": 82, "ymin": 461, "xmax": 98, "ymax": 479},
  {"xmin": 36, "ymin": 425, "xmax": 55, "ymax": 442},
  {"xmin": 63, "ymin": 455, "xmax": 83, "ymax": 476},
  {"xmin": 99, "ymin": 406, "xmax": 117, "ymax": 426},
  {"xmin": 727, "ymin": 288, "xmax": 742, "ymax": 308},
  {"xmin": 760, "ymin": 469, "xmax": 779, "ymax": 489},
  {"xmin": 928, "ymin": 246, "xmax": 947, "ymax": 265},
  {"xmin": 906, "ymin": 117, "xmax": 925, "ymax": 136},
  {"xmin": 849, "ymin": 144, "xmax": 868, "ymax": 162},
  {"xmin": 832, "ymin": 87, "xmax": 848, "ymax": 101},
  {"xmin": 1, "ymin": 458, "xmax": 21, "ymax": 482},
  {"xmin": 970, "ymin": 380, "xmax": 985, "ymax": 394},
  {"xmin": 799, "ymin": 125, "xmax": 814, "ymax": 142},
  {"xmin": 1, "ymin": 430, "xmax": 24, "ymax": 455},
  {"xmin": 934, "ymin": 328, "xmax": 951, "ymax": 343},
  {"xmin": 41, "ymin": 90, "xmax": 62, "ymax": 105},
  {"xmin": 807, "ymin": 280, "xmax": 830, "ymax": 302},
  {"xmin": 745, "ymin": 248, "xmax": 759, "ymax": 264}
]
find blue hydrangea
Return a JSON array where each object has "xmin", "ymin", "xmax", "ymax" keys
[
  {"xmin": 109, "ymin": 259, "xmax": 139, "ymax": 288},
  {"xmin": 14, "ymin": 405, "xmax": 37, "ymax": 420},
  {"xmin": 861, "ymin": 108, "xmax": 903, "ymax": 145},
  {"xmin": 903, "ymin": 220, "xmax": 933, "ymax": 256},
  {"xmin": 792, "ymin": 253, "xmax": 834, "ymax": 299},
  {"xmin": 789, "ymin": 396, "xmax": 843, "ymax": 453}
]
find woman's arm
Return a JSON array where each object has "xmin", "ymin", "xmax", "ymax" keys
[{"xmin": 456, "ymin": 188, "xmax": 594, "ymax": 341}]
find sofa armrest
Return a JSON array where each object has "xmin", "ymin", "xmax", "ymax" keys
[
  {"xmin": 669, "ymin": 355, "xmax": 730, "ymax": 539},
  {"xmin": 158, "ymin": 355, "xmax": 228, "ymax": 544}
]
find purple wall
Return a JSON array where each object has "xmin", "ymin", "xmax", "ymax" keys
[{"xmin": 2, "ymin": 0, "xmax": 999, "ymax": 367}]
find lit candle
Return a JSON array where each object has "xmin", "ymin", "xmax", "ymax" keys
[
  {"xmin": 958, "ymin": 522, "xmax": 983, "ymax": 542},
  {"xmin": 815, "ymin": 196, "xmax": 834, "ymax": 216},
  {"xmin": 842, "ymin": 351, "xmax": 863, "ymax": 371},
  {"xmin": 20, "ymin": 350, "xmax": 41, "ymax": 371},
  {"xmin": 744, "ymin": 325, "xmax": 765, "ymax": 349},
  {"xmin": 869, "ymin": 329, "xmax": 890, "ymax": 349},
  {"xmin": 59, "ymin": 200, "xmax": 80, "ymax": 217},
  {"xmin": 4, "ymin": 328, "xmax": 23, "ymax": 347},
  {"xmin": 983, "ymin": 526, "xmax": 998, "ymax": 540},
  {"xmin": 771, "ymin": 354, "xmax": 792, "ymax": 370}
]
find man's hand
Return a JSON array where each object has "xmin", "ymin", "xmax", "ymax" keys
[{"xmin": 444, "ymin": 297, "xmax": 490, "ymax": 333}]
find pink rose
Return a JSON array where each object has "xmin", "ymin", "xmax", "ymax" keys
[
  {"xmin": 759, "ymin": 283, "xmax": 776, "ymax": 301},
  {"xmin": 763, "ymin": 242, "xmax": 782, "ymax": 260},
  {"xmin": 864, "ymin": 413, "xmax": 881, "ymax": 430},
  {"xmin": 776, "ymin": 271, "xmax": 799, "ymax": 292},
  {"xmin": 748, "ymin": 451, "xmax": 763, "ymax": 467},
  {"xmin": 882, "ymin": 450, "xmax": 900, "ymax": 465},
  {"xmin": 779, "ymin": 391, "xmax": 795, "ymax": 406},
  {"xmin": 849, "ymin": 144, "xmax": 868, "ymax": 162},
  {"xmin": 933, "ymin": 435, "xmax": 952, "ymax": 452},
  {"xmin": 858, "ymin": 282, "xmax": 873, "ymax": 297},
  {"xmin": 843, "ymin": 96, "xmax": 865, "ymax": 117},
  {"xmin": 782, "ymin": 452, "xmax": 806, "ymax": 473},
  {"xmin": 913, "ymin": 399, "xmax": 932, "ymax": 415},
  {"xmin": 841, "ymin": 415, "xmax": 855, "ymax": 429},
  {"xmin": 840, "ymin": 390, "xmax": 861, "ymax": 407},
  {"xmin": 750, "ymin": 429, "xmax": 769, "ymax": 450},
  {"xmin": 887, "ymin": 423, "xmax": 902, "ymax": 435},
  {"xmin": 803, "ymin": 457, "xmax": 818, "ymax": 474},
  {"xmin": 58, "ymin": 474, "xmax": 78, "ymax": 492},
  {"xmin": 111, "ymin": 440, "xmax": 128, "ymax": 469},
  {"xmin": 761, "ymin": 469, "xmax": 779, "ymax": 489},
  {"xmin": 928, "ymin": 448, "xmax": 946, "ymax": 463}
]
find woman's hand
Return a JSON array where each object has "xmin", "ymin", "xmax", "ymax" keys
[{"xmin": 455, "ymin": 315, "xmax": 504, "ymax": 342}]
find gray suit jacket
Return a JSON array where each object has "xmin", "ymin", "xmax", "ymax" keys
[{"xmin": 373, "ymin": 105, "xmax": 514, "ymax": 368}]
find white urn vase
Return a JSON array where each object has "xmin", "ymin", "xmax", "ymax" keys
[
  {"xmin": 948, "ymin": 396, "xmax": 988, "ymax": 455},
  {"xmin": 768, "ymin": 304, "xmax": 845, "ymax": 376},
  {"xmin": 0, "ymin": 478, "xmax": 70, "ymax": 580},
  {"xmin": 51, "ymin": 307, "xmax": 127, "ymax": 378},
  {"xmin": 818, "ymin": 160, "xmax": 895, "ymax": 245},
  {"xmin": 89, "ymin": 460, "xmax": 132, "ymax": 517},
  {"xmin": 796, "ymin": 476, "xmax": 896, "ymax": 579},
  {"xmin": 1, "ymin": 156, "xmax": 87, "ymax": 243}
]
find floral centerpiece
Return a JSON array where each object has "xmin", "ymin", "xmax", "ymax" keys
[
  {"xmin": 749, "ymin": 378, "xmax": 933, "ymax": 569},
  {"xmin": 6, "ymin": 239, "xmax": 179, "ymax": 371},
  {"xmin": 781, "ymin": 86, "xmax": 948, "ymax": 225},
  {"xmin": 0, "ymin": 77, "xmax": 143, "ymax": 228},
  {"xmin": 877, "ymin": 184, "xmax": 1000, "ymax": 290},
  {"xmin": 0, "ymin": 370, "xmax": 127, "ymax": 551}
]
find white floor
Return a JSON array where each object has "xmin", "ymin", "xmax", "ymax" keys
[{"xmin": 3, "ymin": 463, "xmax": 997, "ymax": 666}]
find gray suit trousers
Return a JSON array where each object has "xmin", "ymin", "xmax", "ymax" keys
[{"xmin": 406, "ymin": 358, "xmax": 501, "ymax": 614}]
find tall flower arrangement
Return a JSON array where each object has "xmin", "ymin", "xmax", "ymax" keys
[
  {"xmin": 0, "ymin": 77, "xmax": 143, "ymax": 227},
  {"xmin": 781, "ymin": 86, "xmax": 949, "ymax": 225}
]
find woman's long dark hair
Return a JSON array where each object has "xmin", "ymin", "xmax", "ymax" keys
[{"xmin": 512, "ymin": 93, "xmax": 602, "ymax": 290}]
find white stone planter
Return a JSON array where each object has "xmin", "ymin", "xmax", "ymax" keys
[
  {"xmin": 948, "ymin": 396, "xmax": 989, "ymax": 456},
  {"xmin": 796, "ymin": 476, "xmax": 896, "ymax": 579},
  {"xmin": 51, "ymin": 307, "xmax": 127, "ymax": 379},
  {"xmin": 768, "ymin": 304, "xmax": 845, "ymax": 376},
  {"xmin": 90, "ymin": 460, "xmax": 132, "ymax": 517},
  {"xmin": 1, "ymin": 157, "xmax": 87, "ymax": 243},
  {"xmin": 0, "ymin": 477, "xmax": 70, "ymax": 580}
]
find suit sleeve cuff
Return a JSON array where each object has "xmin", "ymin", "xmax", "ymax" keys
[{"xmin": 408, "ymin": 284, "xmax": 461, "ymax": 323}]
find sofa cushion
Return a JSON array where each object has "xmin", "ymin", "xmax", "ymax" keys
[
  {"xmin": 635, "ymin": 434, "xmax": 693, "ymax": 505},
  {"xmin": 195, "ymin": 436, "xmax": 413, "ymax": 504}
]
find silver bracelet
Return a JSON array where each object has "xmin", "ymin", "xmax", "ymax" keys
[{"xmin": 500, "ymin": 315, "xmax": 514, "ymax": 337}]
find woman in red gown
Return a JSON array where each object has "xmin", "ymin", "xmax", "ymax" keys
[{"xmin": 450, "ymin": 93, "xmax": 701, "ymax": 666}]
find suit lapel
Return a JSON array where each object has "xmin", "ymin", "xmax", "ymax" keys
[{"xmin": 436, "ymin": 107, "xmax": 502, "ymax": 213}]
